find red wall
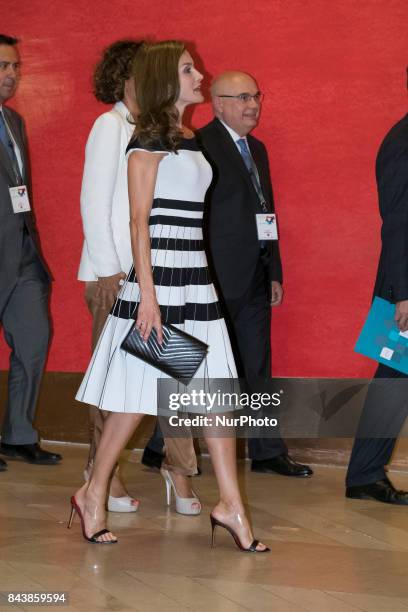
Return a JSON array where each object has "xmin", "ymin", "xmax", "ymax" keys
[{"xmin": 1, "ymin": 0, "xmax": 407, "ymax": 377}]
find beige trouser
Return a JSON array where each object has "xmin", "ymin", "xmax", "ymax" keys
[
  {"xmin": 160, "ymin": 421, "xmax": 197, "ymax": 476},
  {"xmin": 84, "ymin": 281, "xmax": 197, "ymax": 476},
  {"xmin": 84, "ymin": 282, "xmax": 114, "ymax": 472}
]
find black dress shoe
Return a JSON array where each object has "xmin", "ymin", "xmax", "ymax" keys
[
  {"xmin": 0, "ymin": 457, "xmax": 7, "ymax": 472},
  {"xmin": 346, "ymin": 477, "xmax": 408, "ymax": 505},
  {"xmin": 251, "ymin": 453, "xmax": 313, "ymax": 477},
  {"xmin": 0, "ymin": 443, "xmax": 62, "ymax": 465},
  {"xmin": 141, "ymin": 446, "xmax": 165, "ymax": 470}
]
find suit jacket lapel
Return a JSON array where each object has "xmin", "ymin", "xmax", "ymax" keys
[
  {"xmin": 211, "ymin": 119, "xmax": 260, "ymax": 199},
  {"xmin": 0, "ymin": 140, "xmax": 16, "ymax": 183},
  {"xmin": 2, "ymin": 107, "xmax": 26, "ymax": 183}
]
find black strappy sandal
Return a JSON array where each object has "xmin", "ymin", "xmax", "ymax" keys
[
  {"xmin": 68, "ymin": 496, "xmax": 118, "ymax": 544},
  {"xmin": 210, "ymin": 514, "xmax": 270, "ymax": 553}
]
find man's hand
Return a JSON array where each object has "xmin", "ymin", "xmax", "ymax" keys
[
  {"xmin": 97, "ymin": 272, "xmax": 126, "ymax": 306},
  {"xmin": 270, "ymin": 281, "xmax": 283, "ymax": 306},
  {"xmin": 395, "ymin": 300, "xmax": 408, "ymax": 332}
]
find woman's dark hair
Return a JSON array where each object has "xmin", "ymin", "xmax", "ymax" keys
[
  {"xmin": 93, "ymin": 39, "xmax": 142, "ymax": 104},
  {"xmin": 133, "ymin": 40, "xmax": 186, "ymax": 151}
]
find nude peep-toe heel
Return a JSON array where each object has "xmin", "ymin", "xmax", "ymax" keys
[
  {"xmin": 83, "ymin": 468, "xmax": 139, "ymax": 513},
  {"xmin": 161, "ymin": 469, "xmax": 201, "ymax": 515}
]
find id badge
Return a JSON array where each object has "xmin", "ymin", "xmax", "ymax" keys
[
  {"xmin": 9, "ymin": 185, "xmax": 31, "ymax": 213},
  {"xmin": 256, "ymin": 213, "xmax": 278, "ymax": 240}
]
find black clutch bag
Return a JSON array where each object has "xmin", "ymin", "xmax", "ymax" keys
[{"xmin": 121, "ymin": 321, "xmax": 209, "ymax": 384}]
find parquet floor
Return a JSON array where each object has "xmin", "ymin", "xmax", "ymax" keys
[{"xmin": 0, "ymin": 443, "xmax": 408, "ymax": 611}]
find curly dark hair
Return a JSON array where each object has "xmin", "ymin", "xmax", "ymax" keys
[
  {"xmin": 93, "ymin": 39, "xmax": 142, "ymax": 104},
  {"xmin": 133, "ymin": 40, "xmax": 186, "ymax": 152}
]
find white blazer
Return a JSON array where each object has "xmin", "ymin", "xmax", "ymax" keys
[{"xmin": 78, "ymin": 101, "xmax": 135, "ymax": 281}]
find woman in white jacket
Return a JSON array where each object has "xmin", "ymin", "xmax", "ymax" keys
[{"xmin": 78, "ymin": 40, "xmax": 142, "ymax": 512}]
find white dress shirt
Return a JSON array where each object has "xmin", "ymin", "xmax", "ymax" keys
[
  {"xmin": 219, "ymin": 119, "xmax": 249, "ymax": 152},
  {"xmin": 78, "ymin": 101, "xmax": 135, "ymax": 281}
]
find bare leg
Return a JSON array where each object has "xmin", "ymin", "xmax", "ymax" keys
[
  {"xmin": 168, "ymin": 471, "xmax": 196, "ymax": 498},
  {"xmin": 84, "ymin": 282, "xmax": 133, "ymax": 501},
  {"xmin": 204, "ymin": 432, "xmax": 267, "ymax": 551},
  {"xmin": 74, "ymin": 412, "xmax": 144, "ymax": 542},
  {"xmin": 108, "ymin": 466, "xmax": 139, "ymax": 506},
  {"xmin": 86, "ymin": 407, "xmax": 134, "ymax": 501}
]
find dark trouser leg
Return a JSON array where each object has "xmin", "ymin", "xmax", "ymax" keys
[
  {"xmin": 224, "ymin": 259, "xmax": 287, "ymax": 460},
  {"xmin": 145, "ymin": 421, "xmax": 165, "ymax": 454},
  {"xmin": 1, "ymin": 234, "xmax": 50, "ymax": 445},
  {"xmin": 346, "ymin": 363, "xmax": 408, "ymax": 487}
]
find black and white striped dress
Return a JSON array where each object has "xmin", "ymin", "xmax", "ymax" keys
[{"xmin": 76, "ymin": 137, "xmax": 237, "ymax": 414}]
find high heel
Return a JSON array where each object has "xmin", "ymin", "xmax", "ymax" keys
[
  {"xmin": 210, "ymin": 514, "xmax": 270, "ymax": 553},
  {"xmin": 67, "ymin": 496, "xmax": 118, "ymax": 544},
  {"xmin": 84, "ymin": 468, "xmax": 139, "ymax": 513},
  {"xmin": 107, "ymin": 495, "xmax": 140, "ymax": 513},
  {"xmin": 160, "ymin": 469, "xmax": 201, "ymax": 515}
]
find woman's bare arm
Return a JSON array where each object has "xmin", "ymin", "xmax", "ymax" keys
[{"xmin": 127, "ymin": 150, "xmax": 166, "ymax": 343}]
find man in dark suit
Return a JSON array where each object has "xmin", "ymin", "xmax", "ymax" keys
[
  {"xmin": 197, "ymin": 71, "xmax": 312, "ymax": 477},
  {"xmin": 0, "ymin": 34, "xmax": 61, "ymax": 470},
  {"xmin": 346, "ymin": 86, "xmax": 408, "ymax": 504}
]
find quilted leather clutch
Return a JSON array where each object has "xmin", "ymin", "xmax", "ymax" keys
[{"xmin": 121, "ymin": 321, "xmax": 209, "ymax": 384}]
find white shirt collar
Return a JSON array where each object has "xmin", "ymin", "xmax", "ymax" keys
[
  {"xmin": 114, "ymin": 100, "xmax": 133, "ymax": 120},
  {"xmin": 218, "ymin": 119, "xmax": 247, "ymax": 144}
]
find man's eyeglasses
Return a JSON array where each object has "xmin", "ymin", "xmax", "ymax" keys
[{"xmin": 217, "ymin": 92, "xmax": 264, "ymax": 104}]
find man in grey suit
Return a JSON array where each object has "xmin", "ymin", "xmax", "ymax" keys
[{"xmin": 0, "ymin": 34, "xmax": 61, "ymax": 470}]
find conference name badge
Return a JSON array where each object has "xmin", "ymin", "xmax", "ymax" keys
[
  {"xmin": 9, "ymin": 185, "xmax": 31, "ymax": 213},
  {"xmin": 256, "ymin": 213, "xmax": 278, "ymax": 240}
]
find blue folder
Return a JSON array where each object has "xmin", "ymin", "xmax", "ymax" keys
[{"xmin": 355, "ymin": 297, "xmax": 408, "ymax": 374}]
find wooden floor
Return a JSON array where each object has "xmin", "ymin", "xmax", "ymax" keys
[{"xmin": 1, "ymin": 443, "xmax": 408, "ymax": 611}]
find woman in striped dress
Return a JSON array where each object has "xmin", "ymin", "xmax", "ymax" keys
[{"xmin": 71, "ymin": 41, "xmax": 269, "ymax": 553}]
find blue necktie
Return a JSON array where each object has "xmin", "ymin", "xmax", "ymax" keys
[
  {"xmin": 237, "ymin": 138, "xmax": 268, "ymax": 213},
  {"xmin": 0, "ymin": 111, "xmax": 22, "ymax": 182},
  {"xmin": 237, "ymin": 137, "xmax": 253, "ymax": 172}
]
